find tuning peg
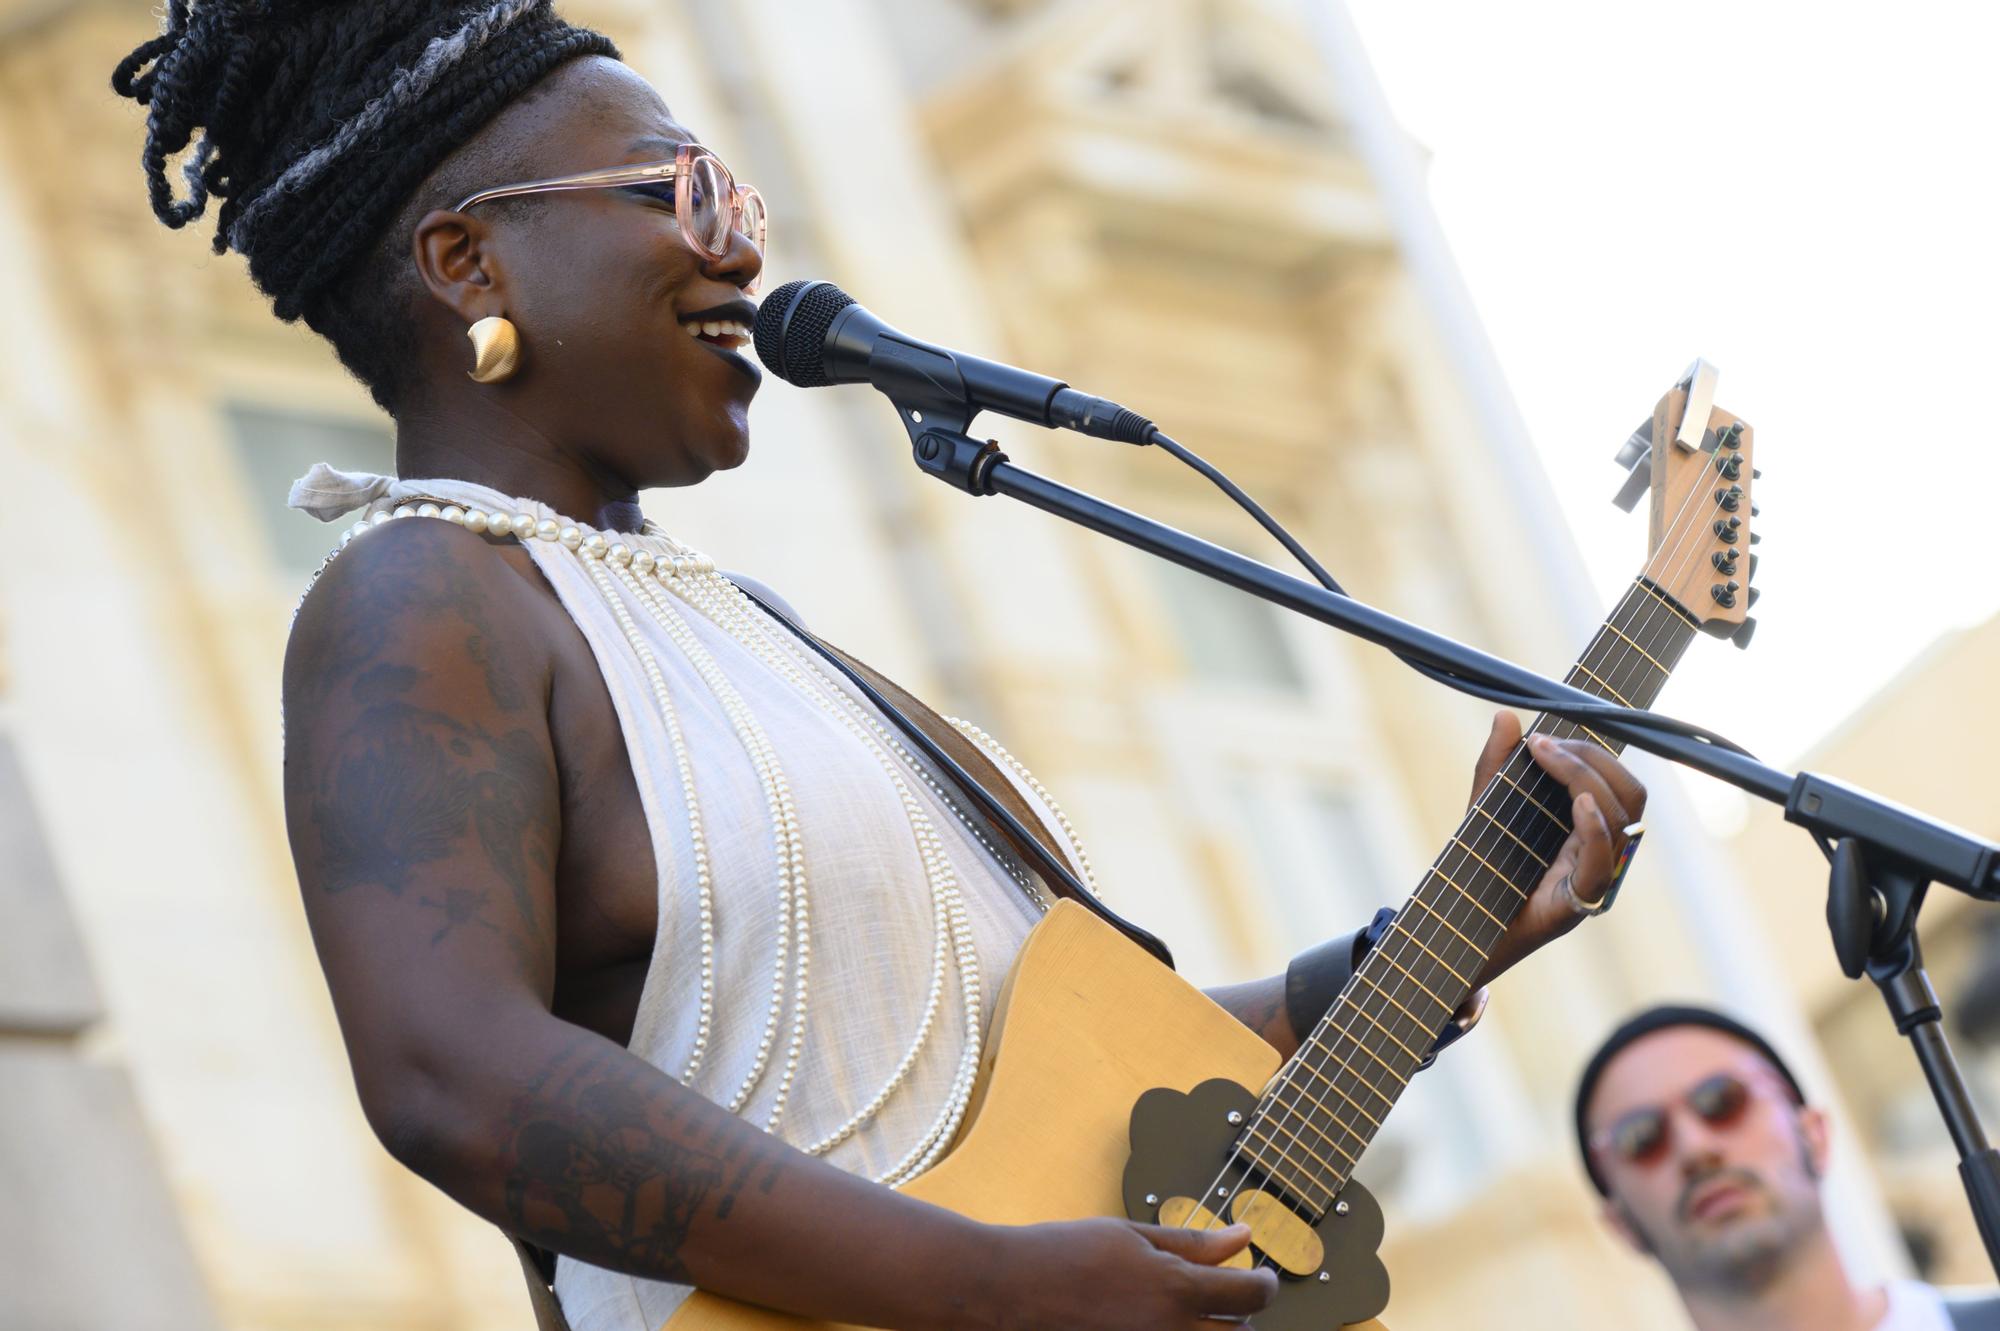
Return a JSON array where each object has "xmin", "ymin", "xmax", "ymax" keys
[
  {"xmin": 1749, "ymin": 531, "xmax": 1762, "ymax": 545},
  {"xmin": 1751, "ymin": 504, "xmax": 1760, "ymax": 518},
  {"xmin": 1752, "ymin": 468, "xmax": 1762, "ymax": 480},
  {"xmin": 1613, "ymin": 464, "xmax": 1652, "ymax": 513},
  {"xmin": 1716, "ymin": 485, "xmax": 1743, "ymax": 512},
  {"xmin": 1712, "ymin": 550, "xmax": 1739, "ymax": 574},
  {"xmin": 1717, "ymin": 454, "xmax": 1743, "ymax": 480},
  {"xmin": 1732, "ymin": 617, "xmax": 1758, "ymax": 649},
  {"xmin": 1747, "ymin": 587, "xmax": 1762, "ymax": 608},
  {"xmin": 1615, "ymin": 425, "xmax": 1653, "ymax": 471},
  {"xmin": 1748, "ymin": 553, "xmax": 1760, "ymax": 582},
  {"xmin": 1719, "ymin": 422, "xmax": 1744, "ymax": 450},
  {"xmin": 1714, "ymin": 517, "xmax": 1741, "ymax": 543},
  {"xmin": 1710, "ymin": 582, "xmax": 1739, "ymax": 608}
]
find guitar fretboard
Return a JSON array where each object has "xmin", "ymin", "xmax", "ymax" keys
[{"xmin": 1236, "ymin": 578, "xmax": 1698, "ymax": 1215}]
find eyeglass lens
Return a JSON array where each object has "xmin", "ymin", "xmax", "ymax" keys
[
  {"xmin": 1608, "ymin": 1073, "xmax": 1754, "ymax": 1165},
  {"xmin": 686, "ymin": 153, "xmax": 727, "ymax": 254}
]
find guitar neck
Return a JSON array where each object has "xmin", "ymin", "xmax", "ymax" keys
[{"xmin": 1239, "ymin": 577, "xmax": 1699, "ymax": 1215}]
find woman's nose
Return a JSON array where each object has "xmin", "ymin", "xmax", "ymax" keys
[{"xmin": 709, "ymin": 227, "xmax": 764, "ymax": 292}]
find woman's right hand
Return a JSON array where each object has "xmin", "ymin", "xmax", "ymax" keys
[{"xmin": 974, "ymin": 1217, "xmax": 1278, "ymax": 1330}]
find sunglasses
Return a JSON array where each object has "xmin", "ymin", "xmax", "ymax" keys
[
  {"xmin": 1591, "ymin": 1070, "xmax": 1786, "ymax": 1167},
  {"xmin": 453, "ymin": 143, "xmax": 767, "ymax": 291}
]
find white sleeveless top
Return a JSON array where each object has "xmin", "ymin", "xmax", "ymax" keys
[{"xmin": 289, "ymin": 468, "xmax": 1077, "ymax": 1330}]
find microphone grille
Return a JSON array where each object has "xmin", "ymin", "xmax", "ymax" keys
[{"xmin": 753, "ymin": 279, "xmax": 854, "ymax": 388}]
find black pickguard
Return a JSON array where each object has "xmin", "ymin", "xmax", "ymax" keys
[{"xmin": 1122, "ymin": 1078, "xmax": 1390, "ymax": 1329}]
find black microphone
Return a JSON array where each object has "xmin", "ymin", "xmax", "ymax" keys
[{"xmin": 752, "ymin": 279, "xmax": 1156, "ymax": 444}]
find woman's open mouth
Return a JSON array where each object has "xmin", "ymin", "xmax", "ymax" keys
[
  {"xmin": 678, "ymin": 310, "xmax": 760, "ymax": 384},
  {"xmin": 680, "ymin": 317, "xmax": 750, "ymax": 351}
]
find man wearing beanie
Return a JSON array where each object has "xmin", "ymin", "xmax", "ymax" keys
[{"xmin": 1574, "ymin": 1004, "xmax": 2000, "ymax": 1330}]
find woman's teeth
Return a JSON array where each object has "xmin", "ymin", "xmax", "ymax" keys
[{"xmin": 683, "ymin": 319, "xmax": 750, "ymax": 348}]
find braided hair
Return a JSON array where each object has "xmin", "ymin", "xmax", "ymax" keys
[{"xmin": 112, "ymin": 0, "xmax": 618, "ymax": 411}]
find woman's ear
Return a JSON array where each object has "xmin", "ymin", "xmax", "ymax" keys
[{"xmin": 412, "ymin": 209, "xmax": 508, "ymax": 324}]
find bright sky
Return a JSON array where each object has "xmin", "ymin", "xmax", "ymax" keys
[{"xmin": 1341, "ymin": 1, "xmax": 2000, "ymax": 826}]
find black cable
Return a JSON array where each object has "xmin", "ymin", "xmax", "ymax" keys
[{"xmin": 1144, "ymin": 428, "xmax": 1757, "ymax": 760}]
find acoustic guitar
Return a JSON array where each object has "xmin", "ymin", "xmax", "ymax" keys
[{"xmin": 664, "ymin": 364, "xmax": 1760, "ymax": 1330}]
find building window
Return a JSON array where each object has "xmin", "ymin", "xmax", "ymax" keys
[
  {"xmin": 224, "ymin": 403, "xmax": 395, "ymax": 572},
  {"xmin": 1229, "ymin": 775, "xmax": 1387, "ymax": 939},
  {"xmin": 1149, "ymin": 556, "xmax": 1306, "ymax": 691}
]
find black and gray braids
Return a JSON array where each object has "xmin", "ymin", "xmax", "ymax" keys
[{"xmin": 112, "ymin": 0, "xmax": 617, "ymax": 410}]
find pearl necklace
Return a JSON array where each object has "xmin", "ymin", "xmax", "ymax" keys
[{"xmin": 324, "ymin": 497, "xmax": 1060, "ymax": 1185}]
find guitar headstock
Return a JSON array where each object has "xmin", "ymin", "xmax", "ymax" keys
[{"xmin": 1612, "ymin": 359, "xmax": 1759, "ymax": 647}]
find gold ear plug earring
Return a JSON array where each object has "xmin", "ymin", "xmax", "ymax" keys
[{"xmin": 466, "ymin": 315, "xmax": 521, "ymax": 383}]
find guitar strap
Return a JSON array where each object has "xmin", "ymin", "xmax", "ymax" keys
[
  {"xmin": 734, "ymin": 584, "xmax": 1174, "ymax": 969},
  {"xmin": 504, "ymin": 585, "xmax": 1176, "ymax": 1325}
]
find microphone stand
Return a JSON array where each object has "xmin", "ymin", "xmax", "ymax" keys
[{"xmin": 892, "ymin": 411, "xmax": 2000, "ymax": 1277}]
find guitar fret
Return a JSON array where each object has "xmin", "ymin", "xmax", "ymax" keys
[
  {"xmin": 1492, "ymin": 770, "xmax": 1568, "ymax": 834},
  {"xmin": 1383, "ymin": 924, "xmax": 1471, "ymax": 987},
  {"xmin": 1353, "ymin": 970, "xmax": 1444, "ymax": 1039},
  {"xmin": 1429, "ymin": 868, "xmax": 1507, "ymax": 928},
  {"xmin": 1374, "ymin": 945, "xmax": 1457, "ymax": 1009},
  {"xmin": 1470, "ymin": 804, "xmax": 1551, "ymax": 865},
  {"xmin": 1344, "ymin": 992, "xmax": 1426, "ymax": 1062},
  {"xmin": 1406, "ymin": 894, "xmax": 1489, "ymax": 955},
  {"xmin": 1316, "ymin": 1019, "xmax": 1409, "ymax": 1089},
  {"xmin": 1244, "ymin": 1115, "xmax": 1345, "ymax": 1174},
  {"xmin": 1575, "ymin": 722, "xmax": 1618, "ymax": 752},
  {"xmin": 1261, "ymin": 1088, "xmax": 1366, "ymax": 1165},
  {"xmin": 1239, "ymin": 1142, "xmax": 1338, "ymax": 1209},
  {"xmin": 1265, "ymin": 1080, "xmax": 1373, "ymax": 1150},
  {"xmin": 1604, "ymin": 622, "xmax": 1670, "ymax": 675},
  {"xmin": 1572, "ymin": 663, "xmax": 1634, "ymax": 707},
  {"xmin": 1449, "ymin": 838, "xmax": 1527, "ymax": 897},
  {"xmin": 1281, "ymin": 1058, "xmax": 1384, "ymax": 1127}
]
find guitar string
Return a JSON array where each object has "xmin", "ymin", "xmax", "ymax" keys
[
  {"xmin": 1231, "ymin": 420, "xmax": 1743, "ymax": 1217},
  {"xmin": 1174, "ymin": 417, "xmax": 1747, "ymax": 1236},
  {"xmin": 1242, "ymin": 428, "xmax": 1738, "ymax": 1210},
  {"xmin": 1199, "ymin": 438, "xmax": 1739, "ymax": 1239},
  {"xmin": 1220, "ymin": 499, "xmax": 1717, "ymax": 1210}
]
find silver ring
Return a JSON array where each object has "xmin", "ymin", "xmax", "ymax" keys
[{"xmin": 1558, "ymin": 870, "xmax": 1612, "ymax": 917}]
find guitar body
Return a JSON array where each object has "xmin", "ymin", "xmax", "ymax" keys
[{"xmin": 664, "ymin": 901, "xmax": 1389, "ymax": 1331}]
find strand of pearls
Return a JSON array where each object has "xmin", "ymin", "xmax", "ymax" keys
[
  {"xmin": 650, "ymin": 561, "xmax": 990, "ymax": 1179},
  {"xmin": 606, "ymin": 562, "xmax": 808, "ymax": 1131},
  {"xmin": 678, "ymin": 570, "xmax": 1047, "ymax": 907},
  {"xmin": 570, "ymin": 555, "xmax": 719, "ymax": 1085},
  {"xmin": 328, "ymin": 498, "xmax": 988, "ymax": 1183},
  {"xmin": 946, "ymin": 718, "xmax": 1101, "ymax": 898},
  {"xmin": 682, "ymin": 571, "xmax": 1049, "ymax": 913}
]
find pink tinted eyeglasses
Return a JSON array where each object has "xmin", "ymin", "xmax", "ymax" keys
[{"xmin": 454, "ymin": 143, "xmax": 767, "ymax": 292}]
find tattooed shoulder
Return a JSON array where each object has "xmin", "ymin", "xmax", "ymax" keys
[{"xmin": 283, "ymin": 519, "xmax": 559, "ymax": 954}]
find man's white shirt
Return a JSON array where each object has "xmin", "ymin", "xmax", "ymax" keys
[{"xmin": 1877, "ymin": 1280, "xmax": 1955, "ymax": 1331}]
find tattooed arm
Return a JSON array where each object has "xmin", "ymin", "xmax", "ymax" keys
[
  {"xmin": 282, "ymin": 520, "xmax": 1273, "ymax": 1331},
  {"xmin": 1204, "ymin": 942, "xmax": 1365, "ymax": 1059}
]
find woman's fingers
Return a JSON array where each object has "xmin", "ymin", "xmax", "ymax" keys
[
  {"xmin": 1565, "ymin": 792, "xmax": 1617, "ymax": 904},
  {"xmin": 1527, "ymin": 735, "xmax": 1640, "ymax": 835},
  {"xmin": 1469, "ymin": 710, "xmax": 1524, "ymax": 809}
]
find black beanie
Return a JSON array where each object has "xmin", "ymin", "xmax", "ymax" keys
[{"xmin": 1572, "ymin": 1003, "xmax": 1808, "ymax": 1196}]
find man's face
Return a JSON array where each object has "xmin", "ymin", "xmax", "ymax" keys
[{"xmin": 1585, "ymin": 1027, "xmax": 1829, "ymax": 1295}]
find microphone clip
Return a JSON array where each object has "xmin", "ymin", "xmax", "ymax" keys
[
  {"xmin": 871, "ymin": 339, "xmax": 1008, "ymax": 494},
  {"xmin": 911, "ymin": 425, "xmax": 1009, "ymax": 496}
]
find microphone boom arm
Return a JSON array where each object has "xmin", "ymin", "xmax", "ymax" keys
[{"xmin": 899, "ymin": 421, "xmax": 2000, "ymax": 903}]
